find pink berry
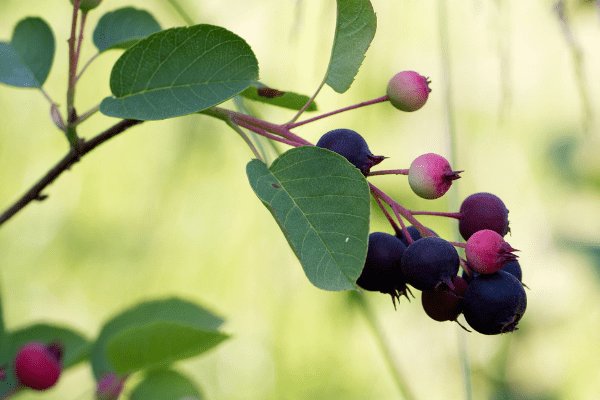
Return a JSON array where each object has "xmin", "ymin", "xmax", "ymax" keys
[
  {"xmin": 97, "ymin": 372, "xmax": 126, "ymax": 400},
  {"xmin": 386, "ymin": 71, "xmax": 431, "ymax": 112},
  {"xmin": 14, "ymin": 342, "xmax": 62, "ymax": 390},
  {"xmin": 465, "ymin": 229, "xmax": 518, "ymax": 274},
  {"xmin": 408, "ymin": 153, "xmax": 462, "ymax": 199}
]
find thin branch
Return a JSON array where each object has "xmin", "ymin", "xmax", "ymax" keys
[
  {"xmin": 0, "ymin": 120, "xmax": 143, "ymax": 226},
  {"xmin": 226, "ymin": 120, "xmax": 264, "ymax": 161},
  {"xmin": 287, "ymin": 80, "xmax": 326, "ymax": 125},
  {"xmin": 409, "ymin": 210, "xmax": 462, "ymax": 219},
  {"xmin": 76, "ymin": 52, "xmax": 100, "ymax": 82},
  {"xmin": 287, "ymin": 95, "xmax": 389, "ymax": 129},
  {"xmin": 67, "ymin": 1, "xmax": 81, "ymax": 121},
  {"xmin": 74, "ymin": 104, "xmax": 100, "ymax": 126},
  {"xmin": 368, "ymin": 169, "xmax": 409, "ymax": 177},
  {"xmin": 371, "ymin": 191, "xmax": 402, "ymax": 237}
]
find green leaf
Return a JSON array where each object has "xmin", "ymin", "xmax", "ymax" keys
[
  {"xmin": 0, "ymin": 17, "xmax": 55, "ymax": 88},
  {"xmin": 0, "ymin": 324, "xmax": 90, "ymax": 395},
  {"xmin": 130, "ymin": 369, "xmax": 203, "ymax": 400},
  {"xmin": 246, "ymin": 146, "xmax": 370, "ymax": 291},
  {"xmin": 100, "ymin": 24, "xmax": 259, "ymax": 121},
  {"xmin": 93, "ymin": 7, "xmax": 161, "ymax": 53},
  {"xmin": 240, "ymin": 84, "xmax": 317, "ymax": 111},
  {"xmin": 325, "ymin": 0, "xmax": 377, "ymax": 93},
  {"xmin": 107, "ymin": 322, "xmax": 227, "ymax": 374},
  {"xmin": 91, "ymin": 297, "xmax": 225, "ymax": 378}
]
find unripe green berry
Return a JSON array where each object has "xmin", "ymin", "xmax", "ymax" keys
[
  {"xmin": 386, "ymin": 71, "xmax": 431, "ymax": 112},
  {"xmin": 70, "ymin": 0, "xmax": 102, "ymax": 12}
]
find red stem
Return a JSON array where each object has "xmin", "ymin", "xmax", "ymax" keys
[
  {"xmin": 287, "ymin": 95, "xmax": 389, "ymax": 129},
  {"xmin": 368, "ymin": 169, "xmax": 409, "ymax": 177},
  {"xmin": 234, "ymin": 118, "xmax": 304, "ymax": 147},
  {"xmin": 409, "ymin": 210, "xmax": 462, "ymax": 219},
  {"xmin": 372, "ymin": 192, "xmax": 402, "ymax": 237},
  {"xmin": 449, "ymin": 241, "xmax": 466, "ymax": 249}
]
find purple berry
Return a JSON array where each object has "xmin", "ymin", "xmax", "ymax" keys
[
  {"xmin": 408, "ymin": 153, "xmax": 462, "ymax": 199},
  {"xmin": 462, "ymin": 271, "xmax": 527, "ymax": 335},
  {"xmin": 97, "ymin": 372, "xmax": 126, "ymax": 400},
  {"xmin": 396, "ymin": 225, "xmax": 437, "ymax": 246},
  {"xmin": 316, "ymin": 129, "xmax": 384, "ymax": 175},
  {"xmin": 502, "ymin": 260, "xmax": 522, "ymax": 282},
  {"xmin": 466, "ymin": 229, "xmax": 518, "ymax": 275},
  {"xmin": 421, "ymin": 276, "xmax": 468, "ymax": 322},
  {"xmin": 357, "ymin": 232, "xmax": 408, "ymax": 301},
  {"xmin": 459, "ymin": 192, "xmax": 510, "ymax": 240},
  {"xmin": 400, "ymin": 237, "xmax": 460, "ymax": 291},
  {"xmin": 386, "ymin": 71, "xmax": 431, "ymax": 112},
  {"xmin": 14, "ymin": 342, "xmax": 62, "ymax": 390}
]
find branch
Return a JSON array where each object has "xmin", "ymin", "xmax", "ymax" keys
[{"xmin": 0, "ymin": 119, "xmax": 143, "ymax": 226}]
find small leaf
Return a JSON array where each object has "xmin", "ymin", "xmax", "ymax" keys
[
  {"xmin": 0, "ymin": 324, "xmax": 89, "ymax": 395},
  {"xmin": 0, "ymin": 17, "xmax": 55, "ymax": 88},
  {"xmin": 325, "ymin": 0, "xmax": 377, "ymax": 93},
  {"xmin": 91, "ymin": 297, "xmax": 225, "ymax": 379},
  {"xmin": 240, "ymin": 84, "xmax": 317, "ymax": 111},
  {"xmin": 246, "ymin": 146, "xmax": 370, "ymax": 291},
  {"xmin": 93, "ymin": 7, "xmax": 161, "ymax": 53},
  {"xmin": 100, "ymin": 24, "xmax": 259, "ymax": 121},
  {"xmin": 130, "ymin": 369, "xmax": 203, "ymax": 400},
  {"xmin": 107, "ymin": 322, "xmax": 227, "ymax": 374}
]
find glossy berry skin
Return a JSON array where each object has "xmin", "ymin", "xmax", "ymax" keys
[
  {"xmin": 408, "ymin": 153, "xmax": 461, "ymax": 199},
  {"xmin": 396, "ymin": 225, "xmax": 438, "ymax": 246},
  {"xmin": 14, "ymin": 342, "xmax": 62, "ymax": 390},
  {"xmin": 357, "ymin": 232, "xmax": 408, "ymax": 300},
  {"xmin": 502, "ymin": 260, "xmax": 522, "ymax": 282},
  {"xmin": 463, "ymin": 271, "xmax": 527, "ymax": 335},
  {"xmin": 386, "ymin": 71, "xmax": 431, "ymax": 112},
  {"xmin": 466, "ymin": 229, "xmax": 517, "ymax": 274},
  {"xmin": 316, "ymin": 129, "xmax": 384, "ymax": 175},
  {"xmin": 421, "ymin": 276, "xmax": 468, "ymax": 322},
  {"xmin": 401, "ymin": 237, "xmax": 460, "ymax": 291},
  {"xmin": 459, "ymin": 192, "xmax": 509, "ymax": 240}
]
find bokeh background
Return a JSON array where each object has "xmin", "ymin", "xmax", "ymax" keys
[{"xmin": 1, "ymin": 0, "xmax": 600, "ymax": 399}]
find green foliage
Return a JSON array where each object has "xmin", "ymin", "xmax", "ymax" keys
[
  {"xmin": 325, "ymin": 0, "xmax": 377, "ymax": 93},
  {"xmin": 93, "ymin": 7, "xmax": 161, "ymax": 52},
  {"xmin": 91, "ymin": 297, "xmax": 226, "ymax": 378},
  {"xmin": 0, "ymin": 17, "xmax": 54, "ymax": 88},
  {"xmin": 130, "ymin": 369, "xmax": 203, "ymax": 400},
  {"xmin": 107, "ymin": 322, "xmax": 228, "ymax": 374},
  {"xmin": 100, "ymin": 24, "xmax": 259, "ymax": 121},
  {"xmin": 240, "ymin": 84, "xmax": 317, "ymax": 111},
  {"xmin": 247, "ymin": 146, "xmax": 370, "ymax": 291},
  {"xmin": 0, "ymin": 324, "xmax": 89, "ymax": 394}
]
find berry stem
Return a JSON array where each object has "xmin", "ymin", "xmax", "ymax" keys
[
  {"xmin": 352, "ymin": 292, "xmax": 417, "ymax": 400},
  {"xmin": 449, "ymin": 241, "xmax": 466, "ymax": 249},
  {"xmin": 75, "ymin": 52, "xmax": 99, "ymax": 82},
  {"xmin": 409, "ymin": 210, "xmax": 462, "ymax": 219},
  {"xmin": 368, "ymin": 169, "xmax": 409, "ymax": 177},
  {"xmin": 226, "ymin": 120, "xmax": 264, "ymax": 161},
  {"xmin": 372, "ymin": 192, "xmax": 402, "ymax": 237},
  {"xmin": 287, "ymin": 95, "xmax": 389, "ymax": 129},
  {"xmin": 287, "ymin": 80, "xmax": 326, "ymax": 125}
]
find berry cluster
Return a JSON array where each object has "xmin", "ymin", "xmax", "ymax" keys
[{"xmin": 316, "ymin": 73, "xmax": 527, "ymax": 335}]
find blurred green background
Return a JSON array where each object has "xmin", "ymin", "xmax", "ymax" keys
[{"xmin": 1, "ymin": 0, "xmax": 600, "ymax": 399}]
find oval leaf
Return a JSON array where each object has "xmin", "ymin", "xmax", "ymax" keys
[
  {"xmin": 107, "ymin": 322, "xmax": 228, "ymax": 374},
  {"xmin": 240, "ymin": 84, "xmax": 317, "ymax": 111},
  {"xmin": 93, "ymin": 7, "xmax": 161, "ymax": 53},
  {"xmin": 0, "ymin": 17, "xmax": 55, "ymax": 88},
  {"xmin": 100, "ymin": 24, "xmax": 259, "ymax": 120},
  {"xmin": 325, "ymin": 0, "xmax": 377, "ymax": 93},
  {"xmin": 91, "ymin": 297, "xmax": 225, "ymax": 379},
  {"xmin": 130, "ymin": 369, "xmax": 203, "ymax": 400},
  {"xmin": 0, "ymin": 324, "xmax": 89, "ymax": 395},
  {"xmin": 246, "ymin": 146, "xmax": 370, "ymax": 291}
]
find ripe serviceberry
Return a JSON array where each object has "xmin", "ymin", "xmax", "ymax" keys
[
  {"xmin": 14, "ymin": 342, "xmax": 62, "ymax": 390},
  {"xmin": 407, "ymin": 153, "xmax": 462, "ymax": 200},
  {"xmin": 421, "ymin": 276, "xmax": 468, "ymax": 322},
  {"xmin": 316, "ymin": 129, "xmax": 384, "ymax": 175},
  {"xmin": 386, "ymin": 71, "xmax": 431, "ymax": 112},
  {"xmin": 401, "ymin": 237, "xmax": 460, "ymax": 290},
  {"xmin": 466, "ymin": 229, "xmax": 518, "ymax": 274},
  {"xmin": 97, "ymin": 372, "xmax": 126, "ymax": 400},
  {"xmin": 462, "ymin": 271, "xmax": 527, "ymax": 335},
  {"xmin": 357, "ymin": 232, "xmax": 409, "ymax": 303},
  {"xmin": 502, "ymin": 260, "xmax": 523, "ymax": 282},
  {"xmin": 396, "ymin": 225, "xmax": 437, "ymax": 246},
  {"xmin": 459, "ymin": 192, "xmax": 510, "ymax": 240}
]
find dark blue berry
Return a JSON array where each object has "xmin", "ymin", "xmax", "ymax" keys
[
  {"xmin": 400, "ymin": 237, "xmax": 459, "ymax": 291},
  {"xmin": 357, "ymin": 232, "xmax": 408, "ymax": 301},
  {"xmin": 421, "ymin": 276, "xmax": 468, "ymax": 322},
  {"xmin": 502, "ymin": 260, "xmax": 522, "ymax": 282},
  {"xmin": 462, "ymin": 271, "xmax": 527, "ymax": 335},
  {"xmin": 316, "ymin": 129, "xmax": 384, "ymax": 175},
  {"xmin": 459, "ymin": 192, "xmax": 510, "ymax": 240}
]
